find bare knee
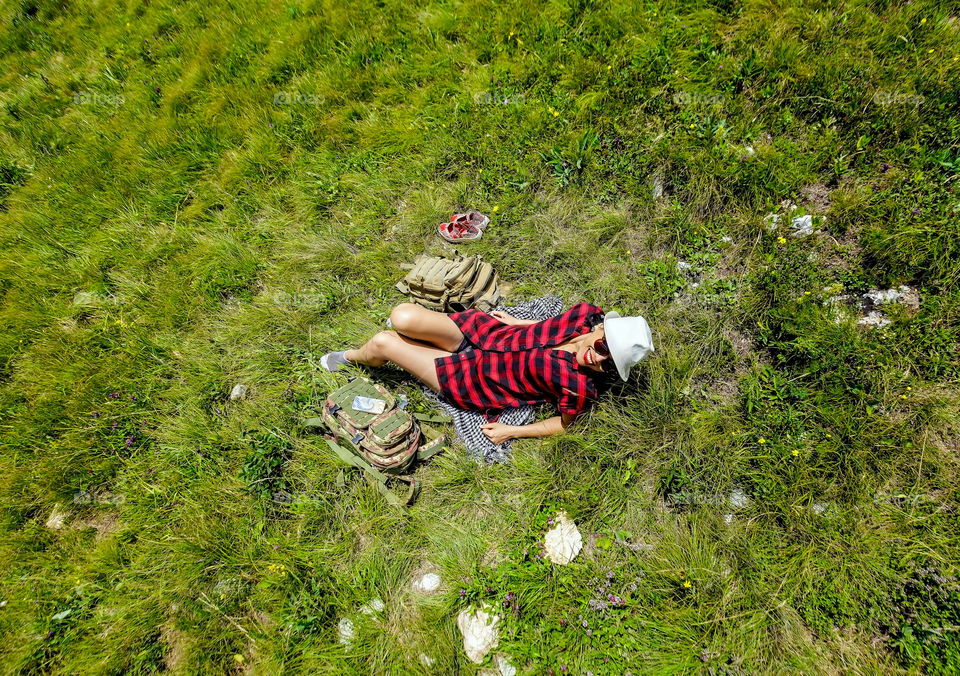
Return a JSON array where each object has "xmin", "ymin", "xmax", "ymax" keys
[
  {"xmin": 369, "ymin": 330, "xmax": 401, "ymax": 356},
  {"xmin": 390, "ymin": 303, "xmax": 421, "ymax": 334}
]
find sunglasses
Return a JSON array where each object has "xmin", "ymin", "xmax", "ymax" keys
[{"xmin": 592, "ymin": 336, "xmax": 616, "ymax": 372}]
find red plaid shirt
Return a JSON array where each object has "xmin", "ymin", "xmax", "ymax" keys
[{"xmin": 433, "ymin": 302, "xmax": 604, "ymax": 418}]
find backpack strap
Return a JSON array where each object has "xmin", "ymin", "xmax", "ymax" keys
[{"xmin": 324, "ymin": 438, "xmax": 418, "ymax": 508}]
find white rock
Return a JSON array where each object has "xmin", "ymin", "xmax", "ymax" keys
[
  {"xmin": 790, "ymin": 214, "xmax": 816, "ymax": 236},
  {"xmin": 457, "ymin": 603, "xmax": 500, "ymax": 664},
  {"xmin": 495, "ymin": 654, "xmax": 516, "ymax": 676},
  {"xmin": 359, "ymin": 597, "xmax": 384, "ymax": 615},
  {"xmin": 677, "ymin": 260, "xmax": 692, "ymax": 271},
  {"xmin": 418, "ymin": 653, "xmax": 435, "ymax": 667},
  {"xmin": 413, "ymin": 572, "xmax": 441, "ymax": 593},
  {"xmin": 858, "ymin": 310, "xmax": 891, "ymax": 328},
  {"xmin": 728, "ymin": 488, "xmax": 748, "ymax": 509},
  {"xmin": 745, "ymin": 145, "xmax": 755, "ymax": 156},
  {"xmin": 229, "ymin": 384, "xmax": 248, "ymax": 401},
  {"xmin": 811, "ymin": 502, "xmax": 828, "ymax": 515},
  {"xmin": 863, "ymin": 286, "xmax": 920, "ymax": 310},
  {"xmin": 724, "ymin": 513, "xmax": 733, "ymax": 525},
  {"xmin": 721, "ymin": 235, "xmax": 732, "ymax": 243},
  {"xmin": 338, "ymin": 617, "xmax": 355, "ymax": 645},
  {"xmin": 652, "ymin": 175, "xmax": 664, "ymax": 199},
  {"xmin": 46, "ymin": 504, "xmax": 67, "ymax": 530},
  {"xmin": 543, "ymin": 511, "xmax": 583, "ymax": 565}
]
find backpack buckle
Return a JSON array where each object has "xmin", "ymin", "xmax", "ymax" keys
[
  {"xmin": 330, "ymin": 404, "xmax": 341, "ymax": 414},
  {"xmin": 351, "ymin": 433, "xmax": 363, "ymax": 445}
]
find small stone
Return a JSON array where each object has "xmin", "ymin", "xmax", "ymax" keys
[
  {"xmin": 652, "ymin": 175, "xmax": 664, "ymax": 199},
  {"xmin": 863, "ymin": 286, "xmax": 920, "ymax": 310},
  {"xmin": 724, "ymin": 514, "xmax": 733, "ymax": 525},
  {"xmin": 457, "ymin": 603, "xmax": 500, "ymax": 664},
  {"xmin": 728, "ymin": 488, "xmax": 748, "ymax": 509},
  {"xmin": 543, "ymin": 511, "xmax": 583, "ymax": 565},
  {"xmin": 419, "ymin": 653, "xmax": 435, "ymax": 667},
  {"xmin": 360, "ymin": 597, "xmax": 384, "ymax": 615},
  {"xmin": 858, "ymin": 311, "xmax": 891, "ymax": 328},
  {"xmin": 46, "ymin": 504, "xmax": 68, "ymax": 530},
  {"xmin": 338, "ymin": 617, "xmax": 355, "ymax": 645},
  {"xmin": 495, "ymin": 653, "xmax": 517, "ymax": 676},
  {"xmin": 790, "ymin": 214, "xmax": 816, "ymax": 236},
  {"xmin": 744, "ymin": 145, "xmax": 755, "ymax": 156},
  {"xmin": 413, "ymin": 572, "xmax": 441, "ymax": 593},
  {"xmin": 229, "ymin": 384, "xmax": 248, "ymax": 401}
]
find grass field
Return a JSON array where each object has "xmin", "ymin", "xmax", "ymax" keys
[{"xmin": 1, "ymin": 0, "xmax": 959, "ymax": 672}]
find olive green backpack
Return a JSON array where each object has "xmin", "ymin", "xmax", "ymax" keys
[
  {"xmin": 395, "ymin": 253, "xmax": 501, "ymax": 313},
  {"xmin": 304, "ymin": 378, "xmax": 447, "ymax": 508}
]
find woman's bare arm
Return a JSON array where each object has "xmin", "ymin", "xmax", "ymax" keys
[{"xmin": 480, "ymin": 413, "xmax": 577, "ymax": 443}]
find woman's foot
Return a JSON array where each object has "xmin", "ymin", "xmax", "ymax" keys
[{"xmin": 320, "ymin": 351, "xmax": 351, "ymax": 372}]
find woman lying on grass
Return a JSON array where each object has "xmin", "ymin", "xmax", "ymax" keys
[{"xmin": 320, "ymin": 302, "xmax": 654, "ymax": 444}]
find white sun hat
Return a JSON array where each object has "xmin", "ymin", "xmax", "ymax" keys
[{"xmin": 602, "ymin": 311, "xmax": 654, "ymax": 381}]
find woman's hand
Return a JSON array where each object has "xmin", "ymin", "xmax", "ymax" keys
[
  {"xmin": 490, "ymin": 310, "xmax": 520, "ymax": 325},
  {"xmin": 481, "ymin": 422, "xmax": 515, "ymax": 445},
  {"xmin": 490, "ymin": 311, "xmax": 537, "ymax": 326}
]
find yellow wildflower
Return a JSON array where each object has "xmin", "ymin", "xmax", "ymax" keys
[
  {"xmin": 683, "ymin": 580, "xmax": 691, "ymax": 588},
  {"xmin": 826, "ymin": 434, "xmax": 832, "ymax": 439},
  {"xmin": 920, "ymin": 17, "xmax": 927, "ymax": 24},
  {"xmin": 928, "ymin": 49, "xmax": 934, "ymax": 54},
  {"xmin": 553, "ymin": 111, "xmax": 559, "ymax": 117},
  {"xmin": 804, "ymin": 291, "xmax": 811, "ymax": 295},
  {"xmin": 792, "ymin": 449, "xmax": 799, "ymax": 457},
  {"xmin": 689, "ymin": 123, "xmax": 695, "ymax": 128},
  {"xmin": 492, "ymin": 206, "xmax": 499, "ymax": 212},
  {"xmin": 758, "ymin": 437, "xmax": 766, "ymax": 444},
  {"xmin": 777, "ymin": 236, "xmax": 786, "ymax": 244}
]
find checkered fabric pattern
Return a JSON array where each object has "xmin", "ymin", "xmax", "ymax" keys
[{"xmin": 422, "ymin": 296, "xmax": 566, "ymax": 464}]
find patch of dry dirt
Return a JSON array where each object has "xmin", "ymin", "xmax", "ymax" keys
[{"xmin": 800, "ymin": 182, "xmax": 833, "ymax": 213}]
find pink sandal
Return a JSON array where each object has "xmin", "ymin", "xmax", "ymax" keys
[
  {"xmin": 438, "ymin": 219, "xmax": 482, "ymax": 242},
  {"xmin": 452, "ymin": 211, "xmax": 490, "ymax": 231}
]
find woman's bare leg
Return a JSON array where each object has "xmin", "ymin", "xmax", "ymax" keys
[
  {"xmin": 345, "ymin": 330, "xmax": 448, "ymax": 392},
  {"xmin": 389, "ymin": 303, "xmax": 465, "ymax": 352}
]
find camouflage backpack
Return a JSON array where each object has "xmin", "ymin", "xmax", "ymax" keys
[
  {"xmin": 395, "ymin": 253, "xmax": 501, "ymax": 313},
  {"xmin": 304, "ymin": 378, "xmax": 446, "ymax": 507}
]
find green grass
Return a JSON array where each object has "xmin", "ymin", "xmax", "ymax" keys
[{"xmin": 1, "ymin": 0, "xmax": 959, "ymax": 672}]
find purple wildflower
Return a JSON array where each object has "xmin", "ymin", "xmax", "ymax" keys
[
  {"xmin": 459, "ymin": 589, "xmax": 466, "ymax": 598},
  {"xmin": 582, "ymin": 619, "xmax": 588, "ymax": 627},
  {"xmin": 92, "ymin": 411, "xmax": 99, "ymax": 418},
  {"xmin": 912, "ymin": 208, "xmax": 920, "ymax": 215}
]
